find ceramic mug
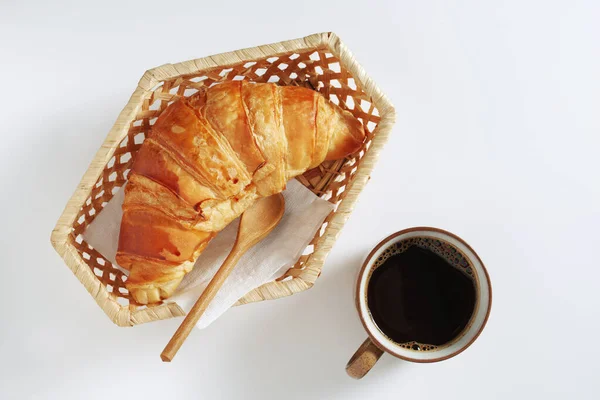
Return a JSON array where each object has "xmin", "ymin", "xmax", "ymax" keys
[{"xmin": 346, "ymin": 227, "xmax": 492, "ymax": 379}]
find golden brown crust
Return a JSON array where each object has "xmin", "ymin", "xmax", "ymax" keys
[
  {"xmin": 242, "ymin": 83, "xmax": 286, "ymax": 196},
  {"xmin": 203, "ymin": 81, "xmax": 267, "ymax": 176},
  {"xmin": 131, "ymin": 141, "xmax": 218, "ymax": 207},
  {"xmin": 324, "ymin": 106, "xmax": 365, "ymax": 161},
  {"xmin": 313, "ymin": 95, "xmax": 335, "ymax": 168},
  {"xmin": 281, "ymin": 86, "xmax": 317, "ymax": 178},
  {"xmin": 117, "ymin": 206, "xmax": 212, "ymax": 265},
  {"xmin": 150, "ymin": 99, "xmax": 250, "ymax": 199},
  {"xmin": 118, "ymin": 82, "xmax": 365, "ymax": 304}
]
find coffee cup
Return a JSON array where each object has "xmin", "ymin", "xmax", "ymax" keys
[{"xmin": 346, "ymin": 227, "xmax": 492, "ymax": 379}]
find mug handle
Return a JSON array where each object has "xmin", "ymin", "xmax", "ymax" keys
[{"xmin": 346, "ymin": 338, "xmax": 384, "ymax": 379}]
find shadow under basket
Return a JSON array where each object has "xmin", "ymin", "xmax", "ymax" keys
[{"xmin": 51, "ymin": 32, "xmax": 396, "ymax": 327}]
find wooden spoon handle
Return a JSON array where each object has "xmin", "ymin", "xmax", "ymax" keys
[{"xmin": 161, "ymin": 244, "xmax": 244, "ymax": 362}]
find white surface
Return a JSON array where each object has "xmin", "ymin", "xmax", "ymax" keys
[{"xmin": 1, "ymin": 1, "xmax": 599, "ymax": 398}]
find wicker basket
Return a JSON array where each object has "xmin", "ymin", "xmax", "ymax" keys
[{"xmin": 51, "ymin": 32, "xmax": 396, "ymax": 327}]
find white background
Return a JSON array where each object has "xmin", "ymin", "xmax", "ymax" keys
[{"xmin": 2, "ymin": 1, "xmax": 599, "ymax": 399}]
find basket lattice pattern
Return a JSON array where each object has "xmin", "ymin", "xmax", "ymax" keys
[{"xmin": 52, "ymin": 33, "xmax": 395, "ymax": 326}]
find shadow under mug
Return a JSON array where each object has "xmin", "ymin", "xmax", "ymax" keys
[{"xmin": 346, "ymin": 227, "xmax": 492, "ymax": 379}]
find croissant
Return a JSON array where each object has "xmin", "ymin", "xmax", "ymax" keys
[{"xmin": 116, "ymin": 81, "xmax": 365, "ymax": 304}]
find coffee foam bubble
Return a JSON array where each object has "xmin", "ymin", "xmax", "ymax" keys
[
  {"xmin": 372, "ymin": 237, "xmax": 474, "ymax": 280},
  {"xmin": 398, "ymin": 342, "xmax": 438, "ymax": 352}
]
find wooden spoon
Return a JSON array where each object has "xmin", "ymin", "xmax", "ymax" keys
[{"xmin": 161, "ymin": 193, "xmax": 285, "ymax": 362}]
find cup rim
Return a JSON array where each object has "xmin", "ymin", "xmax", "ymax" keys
[{"xmin": 356, "ymin": 227, "xmax": 493, "ymax": 363}]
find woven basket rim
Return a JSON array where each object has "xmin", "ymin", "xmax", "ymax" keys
[{"xmin": 51, "ymin": 32, "xmax": 396, "ymax": 327}]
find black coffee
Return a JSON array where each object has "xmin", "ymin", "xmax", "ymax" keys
[{"xmin": 367, "ymin": 245, "xmax": 476, "ymax": 348}]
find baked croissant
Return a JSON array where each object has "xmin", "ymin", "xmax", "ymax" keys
[{"xmin": 116, "ymin": 81, "xmax": 365, "ymax": 304}]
